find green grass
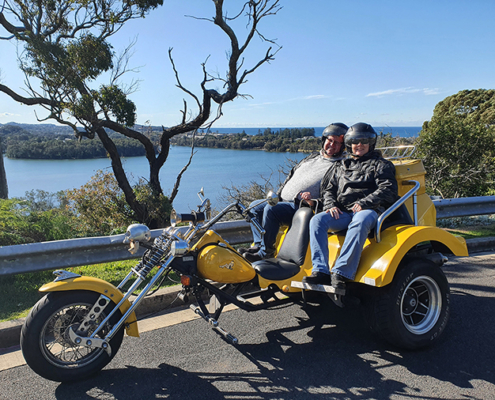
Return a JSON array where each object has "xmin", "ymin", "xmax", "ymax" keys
[
  {"xmin": 0, "ymin": 259, "xmax": 180, "ymax": 323},
  {"xmin": 444, "ymin": 225, "xmax": 495, "ymax": 239}
]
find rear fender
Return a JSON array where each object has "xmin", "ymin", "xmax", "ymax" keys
[
  {"xmin": 40, "ymin": 276, "xmax": 139, "ymax": 337},
  {"xmin": 347, "ymin": 225, "xmax": 468, "ymax": 287}
]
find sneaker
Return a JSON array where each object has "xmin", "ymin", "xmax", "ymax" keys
[
  {"xmin": 302, "ymin": 272, "xmax": 331, "ymax": 286},
  {"xmin": 331, "ymin": 273, "xmax": 349, "ymax": 289},
  {"xmin": 238, "ymin": 245, "xmax": 260, "ymax": 255}
]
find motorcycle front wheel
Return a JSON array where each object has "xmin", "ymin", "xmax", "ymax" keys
[{"xmin": 20, "ymin": 290, "xmax": 124, "ymax": 382}]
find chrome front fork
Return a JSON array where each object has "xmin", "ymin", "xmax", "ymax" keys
[{"xmin": 70, "ymin": 256, "xmax": 175, "ymax": 351}]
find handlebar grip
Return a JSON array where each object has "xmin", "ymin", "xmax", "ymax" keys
[{"xmin": 176, "ymin": 212, "xmax": 206, "ymax": 224}]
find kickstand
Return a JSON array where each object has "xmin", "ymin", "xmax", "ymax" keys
[{"xmin": 301, "ymin": 288, "xmax": 308, "ymax": 307}]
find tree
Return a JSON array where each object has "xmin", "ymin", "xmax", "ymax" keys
[
  {"xmin": 0, "ymin": 0, "xmax": 281, "ymax": 227},
  {"xmin": 425, "ymin": 89, "xmax": 495, "ymax": 127},
  {"xmin": 0, "ymin": 137, "xmax": 7, "ymax": 199},
  {"xmin": 416, "ymin": 89, "xmax": 495, "ymax": 198}
]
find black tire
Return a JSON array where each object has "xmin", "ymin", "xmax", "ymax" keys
[
  {"xmin": 369, "ymin": 257, "xmax": 450, "ymax": 350},
  {"xmin": 20, "ymin": 290, "xmax": 124, "ymax": 382}
]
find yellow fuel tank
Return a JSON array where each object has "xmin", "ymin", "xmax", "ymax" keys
[{"xmin": 192, "ymin": 230, "xmax": 256, "ymax": 283}]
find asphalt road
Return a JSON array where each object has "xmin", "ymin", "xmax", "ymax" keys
[{"xmin": 1, "ymin": 252, "xmax": 494, "ymax": 400}]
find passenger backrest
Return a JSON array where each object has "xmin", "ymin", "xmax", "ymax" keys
[
  {"xmin": 378, "ymin": 203, "xmax": 414, "ymax": 233},
  {"xmin": 276, "ymin": 207, "xmax": 313, "ymax": 266}
]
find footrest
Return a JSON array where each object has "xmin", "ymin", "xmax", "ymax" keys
[{"xmin": 291, "ymin": 281, "xmax": 345, "ymax": 295}]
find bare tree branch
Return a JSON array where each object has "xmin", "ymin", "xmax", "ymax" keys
[{"xmin": 170, "ymin": 130, "xmax": 198, "ymax": 203}]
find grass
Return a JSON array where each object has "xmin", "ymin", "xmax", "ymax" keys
[
  {"xmin": 0, "ymin": 259, "xmax": 180, "ymax": 323},
  {"xmin": 438, "ymin": 215, "xmax": 495, "ymax": 239},
  {"xmin": 444, "ymin": 225, "xmax": 495, "ymax": 239}
]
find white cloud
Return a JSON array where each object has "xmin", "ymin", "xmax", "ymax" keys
[
  {"xmin": 303, "ymin": 95, "xmax": 327, "ymax": 100},
  {"xmin": 366, "ymin": 87, "xmax": 440, "ymax": 98},
  {"xmin": 0, "ymin": 112, "xmax": 20, "ymax": 117}
]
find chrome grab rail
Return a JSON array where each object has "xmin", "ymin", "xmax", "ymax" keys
[
  {"xmin": 375, "ymin": 180, "xmax": 420, "ymax": 243},
  {"xmin": 378, "ymin": 145, "xmax": 416, "ymax": 160}
]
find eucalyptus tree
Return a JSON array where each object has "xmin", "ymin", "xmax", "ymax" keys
[
  {"xmin": 417, "ymin": 89, "xmax": 495, "ymax": 198},
  {"xmin": 0, "ymin": 137, "xmax": 7, "ymax": 199},
  {"xmin": 0, "ymin": 0, "xmax": 281, "ymax": 227}
]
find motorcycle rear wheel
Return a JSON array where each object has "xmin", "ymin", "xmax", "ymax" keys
[{"xmin": 20, "ymin": 290, "xmax": 124, "ymax": 382}]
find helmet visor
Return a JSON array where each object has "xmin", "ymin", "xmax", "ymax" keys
[{"xmin": 347, "ymin": 138, "xmax": 373, "ymax": 145}]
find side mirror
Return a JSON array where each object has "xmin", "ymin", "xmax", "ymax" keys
[{"xmin": 266, "ymin": 191, "xmax": 279, "ymax": 207}]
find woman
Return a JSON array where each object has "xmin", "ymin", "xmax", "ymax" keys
[{"xmin": 303, "ymin": 123, "xmax": 399, "ymax": 288}]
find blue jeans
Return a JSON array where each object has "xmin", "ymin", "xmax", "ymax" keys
[
  {"xmin": 248, "ymin": 200, "xmax": 298, "ymax": 258},
  {"xmin": 309, "ymin": 209, "xmax": 378, "ymax": 279}
]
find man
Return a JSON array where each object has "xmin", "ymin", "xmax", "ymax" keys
[
  {"xmin": 242, "ymin": 123, "xmax": 348, "ymax": 262},
  {"xmin": 303, "ymin": 122, "xmax": 399, "ymax": 288}
]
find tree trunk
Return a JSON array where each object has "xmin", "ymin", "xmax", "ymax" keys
[
  {"xmin": 95, "ymin": 127, "xmax": 149, "ymax": 223},
  {"xmin": 0, "ymin": 138, "xmax": 8, "ymax": 199}
]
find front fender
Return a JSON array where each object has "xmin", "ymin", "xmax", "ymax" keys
[
  {"xmin": 328, "ymin": 225, "xmax": 468, "ymax": 288},
  {"xmin": 40, "ymin": 276, "xmax": 139, "ymax": 337}
]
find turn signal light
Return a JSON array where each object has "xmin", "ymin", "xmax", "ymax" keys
[{"xmin": 181, "ymin": 275, "xmax": 191, "ymax": 286}]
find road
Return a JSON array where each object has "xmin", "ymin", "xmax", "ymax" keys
[{"xmin": 1, "ymin": 252, "xmax": 494, "ymax": 399}]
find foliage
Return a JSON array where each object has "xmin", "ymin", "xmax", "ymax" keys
[
  {"xmin": 220, "ymin": 178, "xmax": 275, "ymax": 214},
  {"xmin": 172, "ymin": 128, "xmax": 319, "ymax": 153},
  {"xmin": 426, "ymin": 89, "xmax": 495, "ymax": 126},
  {"xmin": 64, "ymin": 170, "xmax": 172, "ymax": 233},
  {"xmin": 417, "ymin": 90, "xmax": 495, "ymax": 198},
  {"xmin": 376, "ymin": 132, "xmax": 415, "ymax": 148},
  {"xmin": 0, "ymin": 191, "xmax": 81, "ymax": 246},
  {"xmin": 3, "ymin": 131, "xmax": 156, "ymax": 159},
  {"xmin": 64, "ymin": 170, "xmax": 137, "ymax": 235}
]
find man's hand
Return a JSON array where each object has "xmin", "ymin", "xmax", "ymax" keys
[
  {"xmin": 299, "ymin": 191, "xmax": 315, "ymax": 206},
  {"xmin": 351, "ymin": 203, "xmax": 363, "ymax": 213}
]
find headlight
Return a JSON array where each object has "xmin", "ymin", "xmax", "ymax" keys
[
  {"xmin": 123, "ymin": 224, "xmax": 151, "ymax": 244},
  {"xmin": 171, "ymin": 240, "xmax": 189, "ymax": 256},
  {"xmin": 170, "ymin": 209, "xmax": 182, "ymax": 227}
]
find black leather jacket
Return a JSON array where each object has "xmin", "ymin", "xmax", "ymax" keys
[{"xmin": 320, "ymin": 151, "xmax": 399, "ymax": 214}]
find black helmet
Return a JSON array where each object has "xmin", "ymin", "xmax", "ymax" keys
[
  {"xmin": 321, "ymin": 122, "xmax": 348, "ymax": 156},
  {"xmin": 345, "ymin": 122, "xmax": 377, "ymax": 155}
]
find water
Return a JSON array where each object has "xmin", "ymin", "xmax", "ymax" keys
[
  {"xmin": 3, "ymin": 147, "xmax": 306, "ymax": 209},
  {"xmin": 3, "ymin": 126, "xmax": 421, "ymax": 209},
  {"xmin": 200, "ymin": 126, "xmax": 421, "ymax": 138}
]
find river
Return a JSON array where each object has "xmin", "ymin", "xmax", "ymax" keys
[{"xmin": 3, "ymin": 147, "xmax": 307, "ymax": 209}]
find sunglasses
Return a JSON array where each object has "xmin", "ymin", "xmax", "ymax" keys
[{"xmin": 348, "ymin": 138, "xmax": 372, "ymax": 145}]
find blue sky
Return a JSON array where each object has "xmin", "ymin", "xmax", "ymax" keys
[{"xmin": 1, "ymin": 0, "xmax": 494, "ymax": 129}]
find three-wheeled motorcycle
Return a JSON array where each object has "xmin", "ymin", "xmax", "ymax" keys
[{"xmin": 20, "ymin": 147, "xmax": 468, "ymax": 382}]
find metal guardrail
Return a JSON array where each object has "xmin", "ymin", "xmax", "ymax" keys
[
  {"xmin": 433, "ymin": 196, "xmax": 495, "ymax": 219},
  {"xmin": 0, "ymin": 220, "xmax": 252, "ymax": 276},
  {"xmin": 1, "ymin": 196, "xmax": 495, "ymax": 276}
]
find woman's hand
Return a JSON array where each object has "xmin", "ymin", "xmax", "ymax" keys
[{"xmin": 327, "ymin": 206, "xmax": 343, "ymax": 219}]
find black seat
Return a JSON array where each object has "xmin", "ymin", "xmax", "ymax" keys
[{"xmin": 253, "ymin": 207, "xmax": 313, "ymax": 281}]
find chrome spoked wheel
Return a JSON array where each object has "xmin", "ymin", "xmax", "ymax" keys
[
  {"xmin": 21, "ymin": 291, "xmax": 124, "ymax": 382},
  {"xmin": 400, "ymin": 276, "xmax": 442, "ymax": 335},
  {"xmin": 40, "ymin": 302, "xmax": 107, "ymax": 369}
]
